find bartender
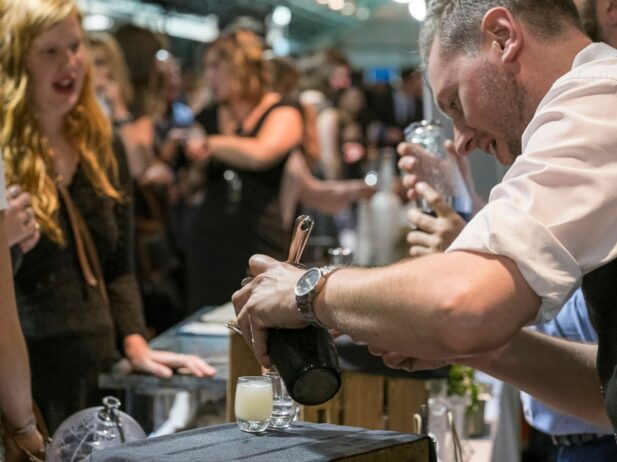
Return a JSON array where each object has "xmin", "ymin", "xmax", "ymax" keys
[{"xmin": 233, "ymin": 0, "xmax": 617, "ymax": 431}]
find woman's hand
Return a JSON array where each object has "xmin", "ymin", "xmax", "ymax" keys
[
  {"xmin": 5, "ymin": 186, "xmax": 40, "ymax": 253},
  {"xmin": 123, "ymin": 334, "xmax": 216, "ymax": 378},
  {"xmin": 185, "ymin": 129, "xmax": 211, "ymax": 163},
  {"xmin": 2, "ymin": 418, "xmax": 46, "ymax": 462}
]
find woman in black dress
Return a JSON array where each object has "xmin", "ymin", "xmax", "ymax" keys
[
  {"xmin": 0, "ymin": 0, "xmax": 214, "ymax": 432},
  {"xmin": 185, "ymin": 30, "xmax": 304, "ymax": 311}
]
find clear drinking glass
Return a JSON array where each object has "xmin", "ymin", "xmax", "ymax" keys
[
  {"xmin": 263, "ymin": 371, "xmax": 297, "ymax": 429},
  {"xmin": 235, "ymin": 376, "xmax": 273, "ymax": 433}
]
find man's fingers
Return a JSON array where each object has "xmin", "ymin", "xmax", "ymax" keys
[
  {"xmin": 247, "ymin": 254, "xmax": 279, "ymax": 276},
  {"xmin": 409, "ymin": 246, "xmax": 434, "ymax": 258},
  {"xmin": 398, "ymin": 155, "xmax": 417, "ymax": 174},
  {"xmin": 382, "ymin": 352, "xmax": 414, "ymax": 371},
  {"xmin": 407, "ymin": 230, "xmax": 440, "ymax": 249},
  {"xmin": 408, "ymin": 208, "xmax": 438, "ymax": 233},
  {"xmin": 250, "ymin": 322, "xmax": 272, "ymax": 369},
  {"xmin": 415, "ymin": 182, "xmax": 455, "ymax": 218}
]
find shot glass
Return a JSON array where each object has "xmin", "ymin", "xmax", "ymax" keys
[
  {"xmin": 263, "ymin": 371, "xmax": 296, "ymax": 429},
  {"xmin": 235, "ymin": 376, "xmax": 273, "ymax": 433}
]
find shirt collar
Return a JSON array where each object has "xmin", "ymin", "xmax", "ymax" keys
[{"xmin": 572, "ymin": 42, "xmax": 617, "ymax": 70}]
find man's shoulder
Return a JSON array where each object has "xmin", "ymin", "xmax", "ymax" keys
[{"xmin": 554, "ymin": 43, "xmax": 617, "ymax": 89}]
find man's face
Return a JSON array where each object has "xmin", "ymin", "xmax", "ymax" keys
[{"xmin": 427, "ymin": 40, "xmax": 534, "ymax": 165}]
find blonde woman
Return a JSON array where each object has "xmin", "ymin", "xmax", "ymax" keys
[{"xmin": 0, "ymin": 0, "xmax": 214, "ymax": 431}]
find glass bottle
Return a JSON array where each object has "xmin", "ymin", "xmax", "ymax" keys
[
  {"xmin": 405, "ymin": 120, "xmax": 472, "ymax": 218},
  {"xmin": 369, "ymin": 148, "xmax": 403, "ymax": 266}
]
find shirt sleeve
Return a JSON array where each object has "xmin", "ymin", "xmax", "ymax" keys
[
  {"xmin": 104, "ymin": 137, "xmax": 147, "ymax": 339},
  {"xmin": 0, "ymin": 162, "xmax": 8, "ymax": 211},
  {"xmin": 449, "ymin": 74, "xmax": 617, "ymax": 322}
]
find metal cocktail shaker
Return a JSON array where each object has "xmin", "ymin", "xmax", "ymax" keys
[{"xmin": 267, "ymin": 216, "xmax": 342, "ymax": 406}]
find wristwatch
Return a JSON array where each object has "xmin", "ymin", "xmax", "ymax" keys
[{"xmin": 294, "ymin": 266, "xmax": 341, "ymax": 328}]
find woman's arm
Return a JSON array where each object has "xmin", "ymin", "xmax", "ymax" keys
[
  {"xmin": 0, "ymin": 212, "xmax": 45, "ymax": 458},
  {"xmin": 209, "ymin": 106, "xmax": 303, "ymax": 171},
  {"xmin": 105, "ymin": 140, "xmax": 215, "ymax": 378},
  {"xmin": 316, "ymin": 107, "xmax": 343, "ymax": 180}
]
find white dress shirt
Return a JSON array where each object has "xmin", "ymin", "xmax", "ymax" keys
[
  {"xmin": 449, "ymin": 43, "xmax": 617, "ymax": 322},
  {"xmin": 0, "ymin": 161, "xmax": 7, "ymax": 211}
]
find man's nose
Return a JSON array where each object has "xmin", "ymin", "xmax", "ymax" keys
[{"xmin": 453, "ymin": 127, "xmax": 477, "ymax": 156}]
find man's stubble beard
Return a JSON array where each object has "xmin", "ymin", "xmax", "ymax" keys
[{"xmin": 479, "ymin": 60, "xmax": 535, "ymax": 161}]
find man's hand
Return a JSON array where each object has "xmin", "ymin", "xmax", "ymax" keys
[
  {"xmin": 397, "ymin": 141, "xmax": 452, "ymax": 201},
  {"xmin": 367, "ymin": 345, "xmax": 450, "ymax": 373},
  {"xmin": 231, "ymin": 255, "xmax": 307, "ymax": 368},
  {"xmin": 407, "ymin": 183, "xmax": 466, "ymax": 257}
]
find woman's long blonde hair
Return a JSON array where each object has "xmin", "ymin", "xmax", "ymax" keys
[{"xmin": 0, "ymin": 0, "xmax": 122, "ymax": 244}]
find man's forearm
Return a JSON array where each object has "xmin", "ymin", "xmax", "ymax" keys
[
  {"xmin": 313, "ymin": 250, "xmax": 540, "ymax": 360},
  {"xmin": 468, "ymin": 329, "xmax": 609, "ymax": 427}
]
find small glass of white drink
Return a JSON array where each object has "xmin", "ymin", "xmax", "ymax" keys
[{"xmin": 235, "ymin": 376, "xmax": 273, "ymax": 433}]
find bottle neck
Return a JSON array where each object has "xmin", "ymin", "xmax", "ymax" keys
[{"xmin": 378, "ymin": 151, "xmax": 395, "ymax": 193}]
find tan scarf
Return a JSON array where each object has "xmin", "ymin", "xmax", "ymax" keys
[{"xmin": 55, "ymin": 178, "xmax": 109, "ymax": 305}]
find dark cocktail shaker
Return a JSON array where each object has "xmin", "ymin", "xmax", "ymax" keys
[{"xmin": 267, "ymin": 216, "xmax": 342, "ymax": 406}]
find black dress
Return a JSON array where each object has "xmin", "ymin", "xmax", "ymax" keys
[
  {"xmin": 13, "ymin": 144, "xmax": 146, "ymax": 432},
  {"xmin": 185, "ymin": 101, "xmax": 297, "ymax": 310}
]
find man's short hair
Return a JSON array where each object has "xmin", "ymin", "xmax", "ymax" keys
[{"xmin": 420, "ymin": 0, "xmax": 582, "ymax": 65}]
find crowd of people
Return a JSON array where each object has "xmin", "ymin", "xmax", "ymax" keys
[{"xmin": 2, "ymin": 0, "xmax": 616, "ymax": 460}]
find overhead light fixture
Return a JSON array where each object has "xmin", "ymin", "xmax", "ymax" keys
[
  {"xmin": 355, "ymin": 6, "xmax": 370, "ymax": 20},
  {"xmin": 164, "ymin": 14, "xmax": 219, "ymax": 42},
  {"xmin": 316, "ymin": 0, "xmax": 329, "ymax": 4},
  {"xmin": 408, "ymin": 0, "xmax": 427, "ymax": 21},
  {"xmin": 272, "ymin": 6, "xmax": 292, "ymax": 26},
  {"xmin": 392, "ymin": 0, "xmax": 410, "ymax": 3},
  {"xmin": 83, "ymin": 14, "xmax": 113, "ymax": 31},
  {"xmin": 329, "ymin": 0, "xmax": 345, "ymax": 11}
]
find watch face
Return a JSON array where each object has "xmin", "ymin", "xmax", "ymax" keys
[{"xmin": 295, "ymin": 268, "xmax": 321, "ymax": 297}]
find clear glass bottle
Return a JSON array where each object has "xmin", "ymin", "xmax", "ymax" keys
[
  {"xmin": 369, "ymin": 148, "xmax": 403, "ymax": 266},
  {"xmin": 405, "ymin": 120, "xmax": 472, "ymax": 217}
]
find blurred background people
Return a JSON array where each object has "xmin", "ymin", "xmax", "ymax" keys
[
  {"xmin": 368, "ymin": 67, "xmax": 424, "ymax": 148},
  {"xmin": 0, "ymin": 0, "xmax": 214, "ymax": 432},
  {"xmin": 94, "ymin": 28, "xmax": 185, "ymax": 335},
  {"xmin": 185, "ymin": 29, "xmax": 303, "ymax": 310}
]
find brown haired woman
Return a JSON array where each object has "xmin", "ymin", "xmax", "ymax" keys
[{"xmin": 186, "ymin": 30, "xmax": 303, "ymax": 310}]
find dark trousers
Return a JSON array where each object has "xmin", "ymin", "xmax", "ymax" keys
[{"xmin": 557, "ymin": 436, "xmax": 617, "ymax": 462}]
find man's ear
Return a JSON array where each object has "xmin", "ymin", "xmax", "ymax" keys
[{"xmin": 481, "ymin": 7, "xmax": 522, "ymax": 64}]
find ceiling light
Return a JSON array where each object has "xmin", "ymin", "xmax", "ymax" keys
[
  {"xmin": 392, "ymin": 0, "xmax": 410, "ymax": 3},
  {"xmin": 341, "ymin": 2, "xmax": 356, "ymax": 15},
  {"xmin": 83, "ymin": 14, "xmax": 113, "ymax": 31},
  {"xmin": 408, "ymin": 0, "xmax": 427, "ymax": 21},
  {"xmin": 329, "ymin": 0, "xmax": 345, "ymax": 11},
  {"xmin": 272, "ymin": 6, "xmax": 292, "ymax": 26}
]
